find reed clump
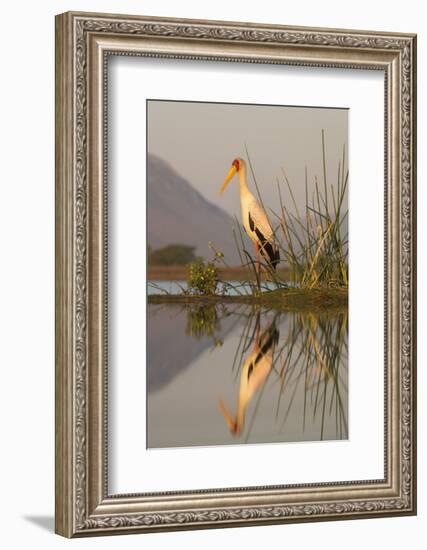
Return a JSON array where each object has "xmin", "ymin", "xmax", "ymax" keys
[{"xmin": 275, "ymin": 131, "xmax": 348, "ymax": 289}]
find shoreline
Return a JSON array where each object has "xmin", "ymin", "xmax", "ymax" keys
[{"xmin": 148, "ymin": 287, "xmax": 348, "ymax": 312}]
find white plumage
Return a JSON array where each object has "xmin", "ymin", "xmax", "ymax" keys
[{"xmin": 241, "ymin": 191, "xmax": 274, "ymax": 245}]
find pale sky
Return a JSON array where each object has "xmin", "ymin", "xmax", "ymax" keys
[{"xmin": 148, "ymin": 100, "xmax": 348, "ymax": 219}]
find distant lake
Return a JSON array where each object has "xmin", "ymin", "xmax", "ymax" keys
[{"xmin": 147, "ymin": 303, "xmax": 348, "ymax": 449}]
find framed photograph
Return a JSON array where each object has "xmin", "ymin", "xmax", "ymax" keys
[{"xmin": 55, "ymin": 11, "xmax": 417, "ymax": 537}]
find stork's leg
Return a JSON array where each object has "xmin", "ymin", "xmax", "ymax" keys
[{"xmin": 255, "ymin": 241, "xmax": 260, "ymax": 281}]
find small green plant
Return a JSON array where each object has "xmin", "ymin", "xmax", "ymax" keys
[{"xmin": 187, "ymin": 261, "xmax": 219, "ymax": 295}]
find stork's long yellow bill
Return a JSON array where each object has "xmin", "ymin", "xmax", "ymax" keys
[{"xmin": 220, "ymin": 165, "xmax": 237, "ymax": 194}]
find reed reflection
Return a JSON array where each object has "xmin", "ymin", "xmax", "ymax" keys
[
  {"xmin": 274, "ymin": 311, "xmax": 348, "ymax": 441},
  {"xmin": 147, "ymin": 304, "xmax": 348, "ymax": 448}
]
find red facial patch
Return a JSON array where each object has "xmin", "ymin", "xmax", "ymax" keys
[{"xmin": 232, "ymin": 159, "xmax": 240, "ymax": 171}]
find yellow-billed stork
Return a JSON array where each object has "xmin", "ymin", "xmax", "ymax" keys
[{"xmin": 220, "ymin": 158, "xmax": 280, "ymax": 275}]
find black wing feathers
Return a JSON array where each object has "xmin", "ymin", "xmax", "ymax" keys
[
  {"xmin": 248, "ymin": 212, "xmax": 255, "ymax": 231},
  {"xmin": 248, "ymin": 212, "xmax": 280, "ymax": 269}
]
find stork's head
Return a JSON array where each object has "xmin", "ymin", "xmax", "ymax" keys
[{"xmin": 220, "ymin": 157, "xmax": 245, "ymax": 194}]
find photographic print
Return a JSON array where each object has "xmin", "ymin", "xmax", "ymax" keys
[{"xmin": 147, "ymin": 100, "xmax": 349, "ymax": 449}]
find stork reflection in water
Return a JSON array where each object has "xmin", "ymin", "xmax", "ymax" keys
[{"xmin": 219, "ymin": 314, "xmax": 279, "ymax": 437}]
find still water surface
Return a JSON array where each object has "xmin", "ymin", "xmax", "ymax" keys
[
  {"xmin": 147, "ymin": 280, "xmax": 281, "ymax": 296},
  {"xmin": 147, "ymin": 302, "xmax": 348, "ymax": 449}
]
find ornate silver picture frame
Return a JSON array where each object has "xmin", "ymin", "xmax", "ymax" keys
[{"xmin": 55, "ymin": 11, "xmax": 417, "ymax": 537}]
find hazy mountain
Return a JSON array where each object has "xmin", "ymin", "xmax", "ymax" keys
[{"xmin": 148, "ymin": 154, "xmax": 243, "ymax": 264}]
